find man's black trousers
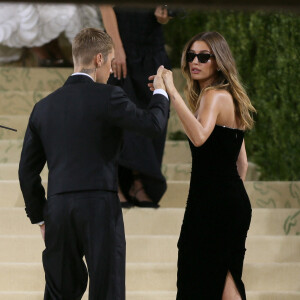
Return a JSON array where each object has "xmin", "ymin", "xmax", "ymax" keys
[{"xmin": 42, "ymin": 190, "xmax": 126, "ymax": 300}]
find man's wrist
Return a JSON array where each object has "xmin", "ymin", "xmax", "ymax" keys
[
  {"xmin": 36, "ymin": 221, "xmax": 45, "ymax": 226},
  {"xmin": 153, "ymin": 89, "xmax": 169, "ymax": 100}
]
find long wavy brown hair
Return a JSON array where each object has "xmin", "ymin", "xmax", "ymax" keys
[{"xmin": 181, "ymin": 32, "xmax": 256, "ymax": 129}]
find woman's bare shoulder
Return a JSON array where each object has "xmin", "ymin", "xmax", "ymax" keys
[
  {"xmin": 200, "ymin": 89, "xmax": 232, "ymax": 108},
  {"xmin": 202, "ymin": 88, "xmax": 232, "ymax": 100}
]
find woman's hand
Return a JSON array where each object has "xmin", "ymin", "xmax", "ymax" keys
[
  {"xmin": 112, "ymin": 46, "xmax": 127, "ymax": 80},
  {"xmin": 148, "ymin": 67, "xmax": 176, "ymax": 95},
  {"xmin": 154, "ymin": 6, "xmax": 171, "ymax": 24},
  {"xmin": 161, "ymin": 69, "xmax": 176, "ymax": 95},
  {"xmin": 99, "ymin": 5, "xmax": 127, "ymax": 80}
]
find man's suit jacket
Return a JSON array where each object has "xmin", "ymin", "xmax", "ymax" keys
[{"xmin": 19, "ymin": 75, "xmax": 169, "ymax": 224}]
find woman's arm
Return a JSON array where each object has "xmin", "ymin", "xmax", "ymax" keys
[
  {"xmin": 237, "ymin": 140, "xmax": 248, "ymax": 181},
  {"xmin": 149, "ymin": 69, "xmax": 222, "ymax": 146},
  {"xmin": 170, "ymin": 88, "xmax": 221, "ymax": 146},
  {"xmin": 99, "ymin": 5, "xmax": 127, "ymax": 79}
]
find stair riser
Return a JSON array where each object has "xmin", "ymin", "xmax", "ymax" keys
[
  {"xmin": 1, "ymin": 180, "xmax": 300, "ymax": 209},
  {"xmin": 0, "ymin": 114, "xmax": 183, "ymax": 140},
  {"xmin": 0, "ymin": 208, "xmax": 299, "ymax": 236},
  {"xmin": 0, "ymin": 92, "xmax": 51, "ymax": 115},
  {"xmin": 0, "ymin": 162, "xmax": 259, "ymax": 181},
  {"xmin": 1, "ymin": 236, "xmax": 299, "ymax": 264},
  {"xmin": 0, "ymin": 263, "xmax": 299, "ymax": 291},
  {"xmin": 0, "ymin": 68, "xmax": 71, "ymax": 93},
  {"xmin": 0, "ymin": 292, "xmax": 300, "ymax": 300},
  {"xmin": 0, "ymin": 116, "xmax": 28, "ymax": 140},
  {"xmin": 0, "ymin": 68, "xmax": 185, "ymax": 93},
  {"xmin": 2, "ymin": 163, "xmax": 194, "ymax": 181},
  {"xmin": 0, "ymin": 140, "xmax": 192, "ymax": 164}
]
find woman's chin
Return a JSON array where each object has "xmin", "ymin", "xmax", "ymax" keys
[{"xmin": 190, "ymin": 74, "xmax": 204, "ymax": 81}]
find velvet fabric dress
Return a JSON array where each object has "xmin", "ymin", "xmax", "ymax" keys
[
  {"xmin": 177, "ymin": 125, "xmax": 252, "ymax": 300},
  {"xmin": 108, "ymin": 7, "xmax": 171, "ymax": 204}
]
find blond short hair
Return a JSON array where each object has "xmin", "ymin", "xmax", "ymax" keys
[{"xmin": 72, "ymin": 27, "xmax": 114, "ymax": 66}]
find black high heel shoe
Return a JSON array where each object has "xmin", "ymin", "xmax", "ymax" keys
[
  {"xmin": 120, "ymin": 201, "xmax": 134, "ymax": 208},
  {"xmin": 38, "ymin": 58, "xmax": 73, "ymax": 68},
  {"xmin": 130, "ymin": 188, "xmax": 159, "ymax": 208}
]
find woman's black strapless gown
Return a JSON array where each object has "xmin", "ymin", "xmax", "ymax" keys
[{"xmin": 177, "ymin": 125, "xmax": 252, "ymax": 300}]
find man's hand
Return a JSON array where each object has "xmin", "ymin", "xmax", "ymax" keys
[
  {"xmin": 148, "ymin": 65, "xmax": 166, "ymax": 91},
  {"xmin": 112, "ymin": 46, "xmax": 127, "ymax": 80},
  {"xmin": 154, "ymin": 6, "xmax": 171, "ymax": 24},
  {"xmin": 40, "ymin": 224, "xmax": 45, "ymax": 241}
]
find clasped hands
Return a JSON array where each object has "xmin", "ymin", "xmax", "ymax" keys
[{"xmin": 148, "ymin": 65, "xmax": 176, "ymax": 96}]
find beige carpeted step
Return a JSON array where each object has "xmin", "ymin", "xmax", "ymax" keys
[
  {"xmin": 0, "ymin": 291, "xmax": 300, "ymax": 300},
  {"xmin": 0, "ymin": 262, "xmax": 300, "ymax": 291},
  {"xmin": 0, "ymin": 67, "xmax": 184, "ymax": 93},
  {"xmin": 0, "ymin": 113, "xmax": 183, "ymax": 140},
  {"xmin": 0, "ymin": 67, "xmax": 71, "ymax": 92},
  {"xmin": 0, "ymin": 160, "xmax": 259, "ymax": 181},
  {"xmin": 2, "ymin": 179, "xmax": 300, "ymax": 209},
  {"xmin": 161, "ymin": 181, "xmax": 300, "ymax": 208},
  {"xmin": 0, "ymin": 139, "xmax": 192, "ymax": 164},
  {"xmin": 0, "ymin": 140, "xmax": 23, "ymax": 163},
  {"xmin": 0, "ymin": 208, "xmax": 299, "ymax": 237},
  {"xmin": 1, "ymin": 235, "xmax": 300, "ymax": 264},
  {"xmin": 0, "ymin": 91, "xmax": 51, "ymax": 115},
  {"xmin": 1, "ymin": 67, "xmax": 298, "ymax": 300},
  {"xmin": 0, "ymin": 116, "xmax": 28, "ymax": 140},
  {"xmin": 1, "ymin": 163, "xmax": 194, "ymax": 181},
  {"xmin": 1, "ymin": 162, "xmax": 196, "ymax": 181},
  {"xmin": 247, "ymin": 292, "xmax": 300, "ymax": 300}
]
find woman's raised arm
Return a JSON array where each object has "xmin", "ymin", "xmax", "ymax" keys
[
  {"xmin": 152, "ymin": 69, "xmax": 222, "ymax": 146},
  {"xmin": 99, "ymin": 5, "xmax": 127, "ymax": 79}
]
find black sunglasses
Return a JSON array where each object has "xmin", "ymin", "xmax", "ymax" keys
[{"xmin": 186, "ymin": 52, "xmax": 214, "ymax": 63}]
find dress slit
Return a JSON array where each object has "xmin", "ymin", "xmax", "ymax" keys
[{"xmin": 222, "ymin": 269, "xmax": 245, "ymax": 300}]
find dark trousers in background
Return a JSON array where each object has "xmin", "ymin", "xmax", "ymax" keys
[{"xmin": 42, "ymin": 190, "xmax": 126, "ymax": 300}]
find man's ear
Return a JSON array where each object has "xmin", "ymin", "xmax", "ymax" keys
[{"xmin": 95, "ymin": 53, "xmax": 103, "ymax": 68}]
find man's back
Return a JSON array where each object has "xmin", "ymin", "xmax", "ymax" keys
[
  {"xmin": 33, "ymin": 75, "xmax": 122, "ymax": 196},
  {"xmin": 19, "ymin": 74, "xmax": 168, "ymax": 223}
]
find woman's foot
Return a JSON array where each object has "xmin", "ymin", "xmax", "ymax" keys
[
  {"xmin": 118, "ymin": 187, "xmax": 132, "ymax": 208},
  {"xmin": 31, "ymin": 39, "xmax": 73, "ymax": 68},
  {"xmin": 129, "ymin": 178, "xmax": 159, "ymax": 208}
]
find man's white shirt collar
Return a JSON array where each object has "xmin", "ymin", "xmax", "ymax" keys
[
  {"xmin": 71, "ymin": 73, "xmax": 168, "ymax": 100},
  {"xmin": 72, "ymin": 72, "xmax": 94, "ymax": 82}
]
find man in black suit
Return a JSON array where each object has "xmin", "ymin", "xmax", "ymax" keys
[{"xmin": 18, "ymin": 28, "xmax": 169, "ymax": 300}]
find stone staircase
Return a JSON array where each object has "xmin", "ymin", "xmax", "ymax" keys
[{"xmin": 0, "ymin": 67, "xmax": 300, "ymax": 300}]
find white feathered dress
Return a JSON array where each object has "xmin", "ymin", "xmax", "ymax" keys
[{"xmin": 0, "ymin": 3, "xmax": 102, "ymax": 62}]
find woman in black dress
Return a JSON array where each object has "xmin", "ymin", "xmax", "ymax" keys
[
  {"xmin": 100, "ymin": 5, "xmax": 171, "ymax": 207},
  {"xmin": 150, "ymin": 32, "xmax": 256, "ymax": 299}
]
